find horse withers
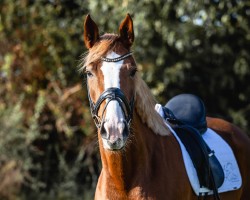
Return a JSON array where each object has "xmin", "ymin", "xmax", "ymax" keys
[{"xmin": 81, "ymin": 14, "xmax": 250, "ymax": 200}]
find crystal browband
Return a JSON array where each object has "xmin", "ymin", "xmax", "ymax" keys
[{"xmin": 101, "ymin": 52, "xmax": 133, "ymax": 62}]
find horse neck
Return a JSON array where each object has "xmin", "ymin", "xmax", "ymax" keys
[{"xmin": 98, "ymin": 110, "xmax": 157, "ymax": 191}]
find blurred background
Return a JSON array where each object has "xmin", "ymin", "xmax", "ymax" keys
[{"xmin": 0, "ymin": 0, "xmax": 249, "ymax": 199}]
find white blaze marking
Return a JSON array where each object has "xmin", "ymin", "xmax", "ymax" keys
[
  {"xmin": 101, "ymin": 52, "xmax": 123, "ymax": 89},
  {"xmin": 100, "ymin": 52, "xmax": 125, "ymax": 149}
]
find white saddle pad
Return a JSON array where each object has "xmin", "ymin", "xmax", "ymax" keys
[{"xmin": 155, "ymin": 104, "xmax": 242, "ymax": 196}]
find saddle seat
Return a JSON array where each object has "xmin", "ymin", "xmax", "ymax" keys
[
  {"xmin": 162, "ymin": 94, "xmax": 224, "ymax": 196},
  {"xmin": 164, "ymin": 93, "xmax": 207, "ymax": 134}
]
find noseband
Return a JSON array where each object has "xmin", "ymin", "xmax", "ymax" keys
[{"xmin": 86, "ymin": 52, "xmax": 135, "ymax": 129}]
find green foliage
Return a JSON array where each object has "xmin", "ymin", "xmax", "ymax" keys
[
  {"xmin": 0, "ymin": 0, "xmax": 249, "ymax": 199},
  {"xmin": 0, "ymin": 0, "xmax": 97, "ymax": 199},
  {"xmin": 0, "ymin": 94, "xmax": 44, "ymax": 199}
]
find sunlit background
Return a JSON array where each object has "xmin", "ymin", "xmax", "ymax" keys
[{"xmin": 0, "ymin": 0, "xmax": 249, "ymax": 199}]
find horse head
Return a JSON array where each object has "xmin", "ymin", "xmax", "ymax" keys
[{"xmin": 83, "ymin": 14, "xmax": 137, "ymax": 151}]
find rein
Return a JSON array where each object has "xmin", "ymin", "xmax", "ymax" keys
[{"xmin": 86, "ymin": 52, "xmax": 134, "ymax": 129}]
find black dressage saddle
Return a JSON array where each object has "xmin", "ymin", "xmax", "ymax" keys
[{"xmin": 162, "ymin": 94, "xmax": 224, "ymax": 199}]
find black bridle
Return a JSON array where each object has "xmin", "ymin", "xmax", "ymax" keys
[{"xmin": 86, "ymin": 52, "xmax": 135, "ymax": 129}]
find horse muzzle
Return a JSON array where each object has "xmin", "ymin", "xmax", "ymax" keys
[{"xmin": 100, "ymin": 119, "xmax": 129, "ymax": 150}]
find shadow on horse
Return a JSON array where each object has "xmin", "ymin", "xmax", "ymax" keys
[{"xmin": 81, "ymin": 14, "xmax": 250, "ymax": 200}]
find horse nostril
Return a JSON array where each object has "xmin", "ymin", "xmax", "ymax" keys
[
  {"xmin": 100, "ymin": 122, "xmax": 109, "ymax": 140},
  {"xmin": 122, "ymin": 121, "xmax": 129, "ymax": 138}
]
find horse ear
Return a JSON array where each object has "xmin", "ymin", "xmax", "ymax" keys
[
  {"xmin": 84, "ymin": 14, "xmax": 99, "ymax": 49},
  {"xmin": 119, "ymin": 14, "xmax": 134, "ymax": 48}
]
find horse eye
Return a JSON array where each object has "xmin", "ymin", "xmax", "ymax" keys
[
  {"xmin": 86, "ymin": 71, "xmax": 93, "ymax": 78},
  {"xmin": 130, "ymin": 69, "xmax": 137, "ymax": 77}
]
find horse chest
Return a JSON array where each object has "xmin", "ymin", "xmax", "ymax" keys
[{"xmin": 95, "ymin": 166, "xmax": 193, "ymax": 200}]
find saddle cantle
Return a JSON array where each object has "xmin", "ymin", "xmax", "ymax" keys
[{"xmin": 163, "ymin": 94, "xmax": 224, "ymax": 197}]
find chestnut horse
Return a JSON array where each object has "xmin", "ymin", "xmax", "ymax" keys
[{"xmin": 82, "ymin": 14, "xmax": 250, "ymax": 200}]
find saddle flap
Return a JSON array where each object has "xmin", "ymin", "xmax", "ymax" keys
[
  {"xmin": 209, "ymin": 152, "xmax": 225, "ymax": 188},
  {"xmin": 173, "ymin": 126, "xmax": 224, "ymax": 190}
]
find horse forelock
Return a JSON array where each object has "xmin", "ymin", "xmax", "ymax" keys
[
  {"xmin": 134, "ymin": 74, "xmax": 171, "ymax": 136},
  {"xmin": 80, "ymin": 34, "xmax": 127, "ymax": 71}
]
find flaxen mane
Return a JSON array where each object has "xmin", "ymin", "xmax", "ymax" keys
[
  {"xmin": 134, "ymin": 74, "xmax": 170, "ymax": 136},
  {"xmin": 81, "ymin": 33, "xmax": 170, "ymax": 136}
]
